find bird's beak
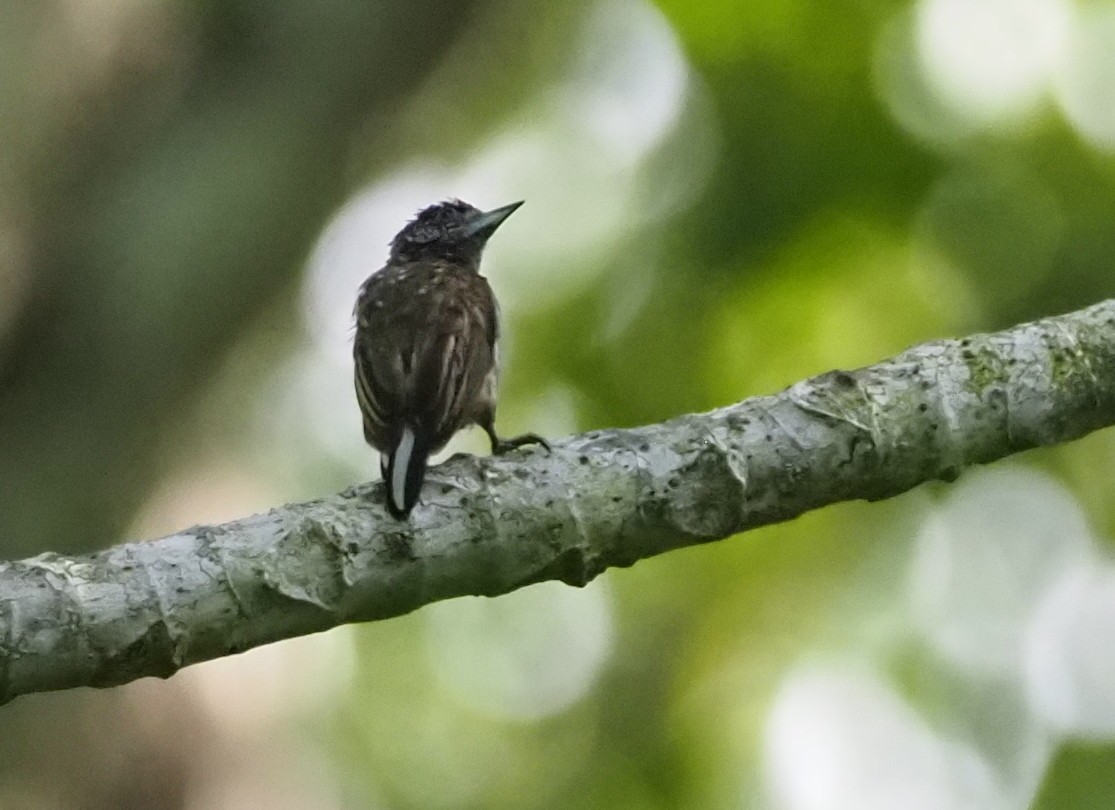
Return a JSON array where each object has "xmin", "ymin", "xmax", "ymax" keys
[{"xmin": 463, "ymin": 200, "xmax": 524, "ymax": 240}]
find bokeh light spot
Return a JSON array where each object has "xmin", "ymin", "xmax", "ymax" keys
[
  {"xmin": 1026, "ymin": 563, "xmax": 1115, "ymax": 736},
  {"xmin": 425, "ymin": 579, "xmax": 613, "ymax": 721},
  {"xmin": 909, "ymin": 467, "xmax": 1095, "ymax": 677},
  {"xmin": 1054, "ymin": 4, "xmax": 1115, "ymax": 151},
  {"xmin": 764, "ymin": 665, "xmax": 1003, "ymax": 810},
  {"xmin": 916, "ymin": 0, "xmax": 1068, "ymax": 127}
]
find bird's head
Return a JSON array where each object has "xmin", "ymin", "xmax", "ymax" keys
[{"xmin": 388, "ymin": 199, "xmax": 523, "ymax": 265}]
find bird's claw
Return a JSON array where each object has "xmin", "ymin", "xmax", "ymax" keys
[{"xmin": 491, "ymin": 433, "xmax": 551, "ymax": 455}]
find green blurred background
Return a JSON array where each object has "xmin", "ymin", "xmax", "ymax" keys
[{"xmin": 2, "ymin": 0, "xmax": 1115, "ymax": 808}]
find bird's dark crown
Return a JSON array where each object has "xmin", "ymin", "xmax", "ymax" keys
[{"xmin": 388, "ymin": 199, "xmax": 520, "ymax": 264}]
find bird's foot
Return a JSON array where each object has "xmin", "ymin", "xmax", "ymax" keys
[{"xmin": 491, "ymin": 432, "xmax": 551, "ymax": 455}]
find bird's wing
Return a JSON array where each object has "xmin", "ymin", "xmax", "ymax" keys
[
  {"xmin": 353, "ymin": 270, "xmax": 409, "ymax": 447},
  {"xmin": 353, "ymin": 266, "xmax": 497, "ymax": 452},
  {"xmin": 413, "ymin": 279, "xmax": 496, "ymax": 449}
]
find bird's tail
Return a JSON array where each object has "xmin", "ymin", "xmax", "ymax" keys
[{"xmin": 385, "ymin": 425, "xmax": 429, "ymax": 519}]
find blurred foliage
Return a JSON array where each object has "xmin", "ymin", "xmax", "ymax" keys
[
  {"xmin": 1034, "ymin": 742, "xmax": 1115, "ymax": 810},
  {"xmin": 1, "ymin": 0, "xmax": 1115, "ymax": 808}
]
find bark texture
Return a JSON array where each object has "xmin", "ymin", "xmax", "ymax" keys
[{"xmin": 2, "ymin": 299, "xmax": 1114, "ymax": 706}]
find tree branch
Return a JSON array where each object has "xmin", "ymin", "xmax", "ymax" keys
[{"xmin": 2, "ymin": 300, "xmax": 1114, "ymax": 706}]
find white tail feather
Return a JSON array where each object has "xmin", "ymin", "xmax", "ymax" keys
[{"xmin": 391, "ymin": 426, "xmax": 416, "ymax": 513}]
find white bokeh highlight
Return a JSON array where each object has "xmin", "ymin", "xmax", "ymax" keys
[
  {"xmin": 424, "ymin": 579, "xmax": 613, "ymax": 721},
  {"xmin": 764, "ymin": 666, "xmax": 1005, "ymax": 810},
  {"xmin": 875, "ymin": 0, "xmax": 1080, "ymax": 146},
  {"xmin": 181, "ymin": 625, "xmax": 356, "ymax": 735},
  {"xmin": 762, "ymin": 465, "xmax": 1115, "ymax": 809},
  {"xmin": 916, "ymin": 0, "xmax": 1069, "ymax": 127},
  {"xmin": 874, "ymin": 10, "xmax": 973, "ymax": 148},
  {"xmin": 563, "ymin": 0, "xmax": 689, "ymax": 168},
  {"xmin": 908, "ymin": 466, "xmax": 1095, "ymax": 676},
  {"xmin": 1054, "ymin": 4, "xmax": 1115, "ymax": 151},
  {"xmin": 1026, "ymin": 563, "xmax": 1115, "ymax": 737}
]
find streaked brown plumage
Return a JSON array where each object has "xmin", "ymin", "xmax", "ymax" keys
[{"xmin": 353, "ymin": 200, "xmax": 547, "ymax": 518}]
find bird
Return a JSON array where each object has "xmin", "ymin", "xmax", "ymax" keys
[{"xmin": 353, "ymin": 199, "xmax": 549, "ymax": 519}]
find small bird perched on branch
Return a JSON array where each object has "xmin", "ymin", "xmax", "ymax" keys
[{"xmin": 353, "ymin": 199, "xmax": 549, "ymax": 518}]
